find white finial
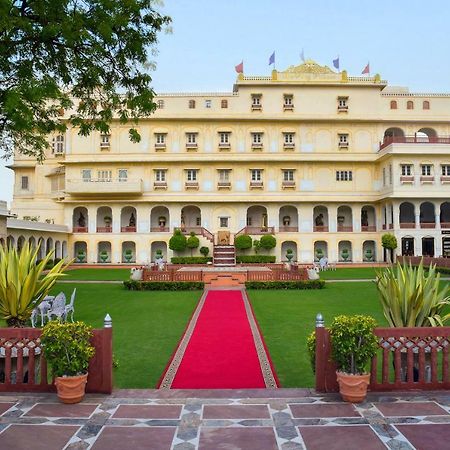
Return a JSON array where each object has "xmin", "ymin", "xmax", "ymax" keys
[
  {"xmin": 316, "ymin": 313, "xmax": 324, "ymax": 328},
  {"xmin": 104, "ymin": 313, "xmax": 112, "ymax": 328}
]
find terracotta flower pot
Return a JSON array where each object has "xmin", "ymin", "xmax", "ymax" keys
[
  {"xmin": 55, "ymin": 373, "xmax": 88, "ymax": 404},
  {"xmin": 336, "ymin": 371, "xmax": 370, "ymax": 403}
]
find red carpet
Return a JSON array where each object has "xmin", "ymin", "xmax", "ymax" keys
[{"xmin": 159, "ymin": 290, "xmax": 278, "ymax": 389}]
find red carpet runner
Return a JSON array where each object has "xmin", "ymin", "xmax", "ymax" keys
[{"xmin": 158, "ymin": 289, "xmax": 278, "ymax": 389}]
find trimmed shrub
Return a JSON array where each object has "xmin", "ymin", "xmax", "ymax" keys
[
  {"xmin": 186, "ymin": 233, "xmax": 200, "ymax": 255},
  {"xmin": 236, "ymin": 255, "xmax": 276, "ymax": 264},
  {"xmin": 245, "ymin": 280, "xmax": 325, "ymax": 290},
  {"xmin": 171, "ymin": 256, "xmax": 213, "ymax": 264},
  {"xmin": 199, "ymin": 246, "xmax": 209, "ymax": 257},
  {"xmin": 235, "ymin": 234, "xmax": 252, "ymax": 251},
  {"xmin": 124, "ymin": 280, "xmax": 204, "ymax": 291},
  {"xmin": 169, "ymin": 229, "xmax": 187, "ymax": 252},
  {"xmin": 44, "ymin": 259, "xmax": 54, "ymax": 270},
  {"xmin": 260, "ymin": 234, "xmax": 276, "ymax": 250}
]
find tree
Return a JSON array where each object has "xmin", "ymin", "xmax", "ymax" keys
[
  {"xmin": 234, "ymin": 234, "xmax": 252, "ymax": 253},
  {"xmin": 199, "ymin": 246, "xmax": 209, "ymax": 257},
  {"xmin": 186, "ymin": 232, "xmax": 200, "ymax": 256},
  {"xmin": 260, "ymin": 234, "xmax": 276, "ymax": 251},
  {"xmin": 381, "ymin": 233, "xmax": 398, "ymax": 264},
  {"xmin": 0, "ymin": 0, "xmax": 171, "ymax": 161},
  {"xmin": 169, "ymin": 229, "xmax": 187, "ymax": 253}
]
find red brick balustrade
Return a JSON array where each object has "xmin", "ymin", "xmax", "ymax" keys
[
  {"xmin": 315, "ymin": 323, "xmax": 450, "ymax": 393},
  {"xmin": 0, "ymin": 326, "xmax": 113, "ymax": 394}
]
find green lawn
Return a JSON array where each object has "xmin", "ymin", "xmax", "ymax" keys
[
  {"xmin": 65, "ymin": 268, "xmax": 131, "ymax": 281},
  {"xmin": 249, "ymin": 282, "xmax": 387, "ymax": 388},
  {"xmin": 318, "ymin": 267, "xmax": 378, "ymax": 280},
  {"xmin": 49, "ymin": 283, "xmax": 200, "ymax": 388}
]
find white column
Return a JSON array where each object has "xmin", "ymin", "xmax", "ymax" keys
[
  {"xmin": 393, "ymin": 203, "xmax": 400, "ymax": 230},
  {"xmin": 88, "ymin": 206, "xmax": 97, "ymax": 234},
  {"xmin": 137, "ymin": 205, "xmax": 151, "ymax": 233},
  {"xmin": 298, "ymin": 204, "xmax": 313, "ymax": 232},
  {"xmin": 415, "ymin": 213, "xmax": 420, "ymax": 230},
  {"xmin": 170, "ymin": 205, "xmax": 182, "ymax": 230},
  {"xmin": 435, "ymin": 237, "xmax": 442, "ymax": 257},
  {"xmin": 353, "ymin": 205, "xmax": 361, "ymax": 232},
  {"xmin": 328, "ymin": 205, "xmax": 337, "ymax": 233}
]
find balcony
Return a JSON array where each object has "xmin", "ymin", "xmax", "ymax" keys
[
  {"xmin": 441, "ymin": 176, "xmax": 450, "ymax": 184},
  {"xmin": 150, "ymin": 226, "xmax": 170, "ymax": 233},
  {"xmin": 250, "ymin": 181, "xmax": 263, "ymax": 189},
  {"xmin": 121, "ymin": 226, "xmax": 136, "ymax": 233},
  {"xmin": 361, "ymin": 225, "xmax": 377, "ymax": 232},
  {"xmin": 382, "ymin": 224, "xmax": 394, "ymax": 230},
  {"xmin": 282, "ymin": 181, "xmax": 296, "ymax": 189},
  {"xmin": 420, "ymin": 176, "xmax": 434, "ymax": 184},
  {"xmin": 337, "ymin": 225, "xmax": 353, "ymax": 232},
  {"xmin": 313, "ymin": 226, "xmax": 329, "ymax": 232},
  {"xmin": 186, "ymin": 143, "xmax": 198, "ymax": 151},
  {"xmin": 66, "ymin": 179, "xmax": 143, "ymax": 196},
  {"xmin": 218, "ymin": 143, "xmax": 231, "ymax": 151},
  {"xmin": 154, "ymin": 143, "xmax": 166, "ymax": 151},
  {"xmin": 441, "ymin": 222, "xmax": 450, "ymax": 229},
  {"xmin": 185, "ymin": 181, "xmax": 199, "ymax": 189},
  {"xmin": 380, "ymin": 135, "xmax": 450, "ymax": 151},
  {"xmin": 400, "ymin": 222, "xmax": 415, "ymax": 229},
  {"xmin": 153, "ymin": 181, "xmax": 167, "ymax": 189},
  {"xmin": 217, "ymin": 181, "xmax": 231, "ymax": 189},
  {"xmin": 251, "ymin": 143, "xmax": 263, "ymax": 151},
  {"xmin": 337, "ymin": 105, "xmax": 349, "ymax": 112},
  {"xmin": 338, "ymin": 142, "xmax": 349, "ymax": 149},
  {"xmin": 420, "ymin": 222, "xmax": 436, "ymax": 229},
  {"xmin": 241, "ymin": 226, "xmax": 275, "ymax": 235},
  {"xmin": 283, "ymin": 143, "xmax": 295, "ymax": 151},
  {"xmin": 283, "ymin": 104, "xmax": 294, "ymax": 111},
  {"xmin": 400, "ymin": 176, "xmax": 415, "ymax": 184},
  {"xmin": 251, "ymin": 104, "xmax": 262, "ymax": 111}
]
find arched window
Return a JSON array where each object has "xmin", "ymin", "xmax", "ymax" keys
[
  {"xmin": 407, "ymin": 101, "xmax": 414, "ymax": 110},
  {"xmin": 188, "ymin": 99, "xmax": 196, "ymax": 109},
  {"xmin": 390, "ymin": 100, "xmax": 397, "ymax": 110},
  {"xmin": 423, "ymin": 100, "xmax": 430, "ymax": 110}
]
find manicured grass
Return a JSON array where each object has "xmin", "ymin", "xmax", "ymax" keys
[
  {"xmin": 248, "ymin": 282, "xmax": 387, "ymax": 388},
  {"xmin": 318, "ymin": 267, "xmax": 378, "ymax": 280},
  {"xmin": 65, "ymin": 268, "xmax": 131, "ymax": 281},
  {"xmin": 49, "ymin": 283, "xmax": 200, "ymax": 388}
]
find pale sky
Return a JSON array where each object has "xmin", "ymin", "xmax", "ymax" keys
[{"xmin": 2, "ymin": 0, "xmax": 450, "ymax": 206}]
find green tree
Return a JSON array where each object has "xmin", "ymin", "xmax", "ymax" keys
[
  {"xmin": 0, "ymin": 0, "xmax": 171, "ymax": 160},
  {"xmin": 234, "ymin": 234, "xmax": 252, "ymax": 253},
  {"xmin": 169, "ymin": 229, "xmax": 187, "ymax": 253},
  {"xmin": 186, "ymin": 232, "xmax": 200, "ymax": 256},
  {"xmin": 381, "ymin": 233, "xmax": 398, "ymax": 264},
  {"xmin": 260, "ymin": 234, "xmax": 276, "ymax": 251},
  {"xmin": 199, "ymin": 246, "xmax": 209, "ymax": 257}
]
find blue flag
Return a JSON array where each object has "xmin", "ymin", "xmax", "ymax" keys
[
  {"xmin": 269, "ymin": 51, "xmax": 275, "ymax": 66},
  {"xmin": 333, "ymin": 56, "xmax": 340, "ymax": 70}
]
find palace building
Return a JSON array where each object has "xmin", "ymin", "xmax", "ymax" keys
[{"xmin": 7, "ymin": 60, "xmax": 450, "ymax": 264}]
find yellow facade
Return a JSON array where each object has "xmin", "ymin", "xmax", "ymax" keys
[{"xmin": 9, "ymin": 60, "xmax": 450, "ymax": 263}]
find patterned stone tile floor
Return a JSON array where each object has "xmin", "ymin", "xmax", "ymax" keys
[{"xmin": 0, "ymin": 389, "xmax": 449, "ymax": 449}]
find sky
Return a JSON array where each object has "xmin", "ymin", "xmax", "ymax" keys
[{"xmin": 1, "ymin": 0, "xmax": 450, "ymax": 206}]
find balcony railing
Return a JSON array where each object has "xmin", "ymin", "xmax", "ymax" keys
[
  {"xmin": 337, "ymin": 225, "xmax": 353, "ymax": 232},
  {"xmin": 73, "ymin": 226, "xmax": 88, "ymax": 233},
  {"xmin": 400, "ymin": 222, "xmax": 415, "ymax": 229},
  {"xmin": 97, "ymin": 226, "xmax": 112, "ymax": 233},
  {"xmin": 441, "ymin": 222, "xmax": 450, "ymax": 229},
  {"xmin": 217, "ymin": 181, "xmax": 231, "ymax": 188},
  {"xmin": 279, "ymin": 226, "xmax": 298, "ymax": 232},
  {"xmin": 361, "ymin": 225, "xmax": 377, "ymax": 232},
  {"xmin": 150, "ymin": 226, "xmax": 170, "ymax": 232},
  {"xmin": 420, "ymin": 222, "xmax": 436, "ymax": 229},
  {"xmin": 380, "ymin": 135, "xmax": 450, "ymax": 150},
  {"xmin": 441, "ymin": 176, "xmax": 450, "ymax": 183},
  {"xmin": 420, "ymin": 176, "xmax": 434, "ymax": 184},
  {"xmin": 250, "ymin": 181, "xmax": 263, "ymax": 188},
  {"xmin": 400, "ymin": 176, "xmax": 415, "ymax": 184},
  {"xmin": 313, "ymin": 225, "xmax": 329, "ymax": 232},
  {"xmin": 121, "ymin": 226, "xmax": 136, "ymax": 233},
  {"xmin": 282, "ymin": 181, "xmax": 296, "ymax": 189},
  {"xmin": 153, "ymin": 182, "xmax": 167, "ymax": 189},
  {"xmin": 185, "ymin": 181, "xmax": 199, "ymax": 189},
  {"xmin": 66, "ymin": 179, "xmax": 143, "ymax": 196}
]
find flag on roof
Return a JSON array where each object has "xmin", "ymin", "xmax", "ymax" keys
[
  {"xmin": 235, "ymin": 61, "xmax": 244, "ymax": 74},
  {"xmin": 268, "ymin": 51, "xmax": 275, "ymax": 66},
  {"xmin": 361, "ymin": 62, "xmax": 370, "ymax": 75},
  {"xmin": 300, "ymin": 49, "xmax": 305, "ymax": 62},
  {"xmin": 333, "ymin": 56, "xmax": 339, "ymax": 70}
]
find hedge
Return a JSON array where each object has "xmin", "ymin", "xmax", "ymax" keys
[
  {"xmin": 245, "ymin": 280, "xmax": 325, "ymax": 290},
  {"xmin": 236, "ymin": 255, "xmax": 276, "ymax": 264},
  {"xmin": 170, "ymin": 256, "xmax": 213, "ymax": 264},
  {"xmin": 123, "ymin": 281, "xmax": 204, "ymax": 291}
]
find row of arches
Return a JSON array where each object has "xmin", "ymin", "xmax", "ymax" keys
[
  {"xmin": 401, "ymin": 236, "xmax": 450, "ymax": 258},
  {"xmin": 390, "ymin": 100, "xmax": 430, "ymax": 110},
  {"xmin": 1, "ymin": 236, "xmax": 68, "ymax": 259},
  {"xmin": 397, "ymin": 202, "xmax": 450, "ymax": 227},
  {"xmin": 384, "ymin": 127, "xmax": 437, "ymax": 141}
]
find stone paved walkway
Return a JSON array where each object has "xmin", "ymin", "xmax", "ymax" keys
[{"xmin": 0, "ymin": 389, "xmax": 449, "ymax": 449}]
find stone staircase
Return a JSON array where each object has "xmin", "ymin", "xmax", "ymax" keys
[{"xmin": 213, "ymin": 245, "xmax": 236, "ymax": 267}]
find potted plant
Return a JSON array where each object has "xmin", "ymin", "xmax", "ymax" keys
[
  {"xmin": 103, "ymin": 215, "xmax": 112, "ymax": 227},
  {"xmin": 124, "ymin": 248, "xmax": 133, "ymax": 262},
  {"xmin": 286, "ymin": 248, "xmax": 294, "ymax": 262},
  {"xmin": 41, "ymin": 321, "xmax": 95, "ymax": 404},
  {"xmin": 364, "ymin": 248, "xmax": 373, "ymax": 262},
  {"xmin": 341, "ymin": 248, "xmax": 350, "ymax": 261},
  {"xmin": 315, "ymin": 248, "xmax": 324, "ymax": 261},
  {"xmin": 77, "ymin": 250, "xmax": 86, "ymax": 263},
  {"xmin": 100, "ymin": 250, "xmax": 109, "ymax": 262},
  {"xmin": 155, "ymin": 249, "xmax": 163, "ymax": 261},
  {"xmin": 330, "ymin": 315, "xmax": 378, "ymax": 403}
]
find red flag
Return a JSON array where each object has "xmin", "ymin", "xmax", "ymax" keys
[
  {"xmin": 235, "ymin": 61, "xmax": 244, "ymax": 74},
  {"xmin": 361, "ymin": 62, "xmax": 370, "ymax": 75}
]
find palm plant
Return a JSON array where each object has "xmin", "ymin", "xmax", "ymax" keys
[
  {"xmin": 0, "ymin": 243, "xmax": 71, "ymax": 327},
  {"xmin": 375, "ymin": 261, "xmax": 450, "ymax": 327}
]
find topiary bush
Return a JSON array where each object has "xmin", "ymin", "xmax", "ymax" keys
[
  {"xmin": 199, "ymin": 246, "xmax": 209, "ymax": 257},
  {"xmin": 235, "ymin": 234, "xmax": 252, "ymax": 252},
  {"xmin": 236, "ymin": 255, "xmax": 276, "ymax": 264},
  {"xmin": 245, "ymin": 280, "xmax": 325, "ymax": 290},
  {"xmin": 169, "ymin": 229, "xmax": 187, "ymax": 252},
  {"xmin": 186, "ymin": 232, "xmax": 200, "ymax": 255},
  {"xmin": 171, "ymin": 256, "xmax": 212, "ymax": 264},
  {"xmin": 124, "ymin": 280, "xmax": 204, "ymax": 291},
  {"xmin": 260, "ymin": 234, "xmax": 276, "ymax": 251}
]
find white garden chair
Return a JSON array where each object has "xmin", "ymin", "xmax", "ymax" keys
[
  {"xmin": 64, "ymin": 288, "xmax": 77, "ymax": 322},
  {"xmin": 47, "ymin": 292, "xmax": 66, "ymax": 322}
]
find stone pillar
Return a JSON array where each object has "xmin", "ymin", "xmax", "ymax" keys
[
  {"xmin": 169, "ymin": 205, "xmax": 182, "ymax": 230},
  {"xmin": 88, "ymin": 206, "xmax": 97, "ymax": 234},
  {"xmin": 137, "ymin": 205, "xmax": 151, "ymax": 233},
  {"xmin": 393, "ymin": 203, "xmax": 400, "ymax": 230},
  {"xmin": 435, "ymin": 212, "xmax": 441, "ymax": 231},
  {"xmin": 328, "ymin": 205, "xmax": 337, "ymax": 233},
  {"xmin": 415, "ymin": 212, "xmax": 420, "ymax": 230},
  {"xmin": 353, "ymin": 205, "xmax": 361, "ymax": 232}
]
